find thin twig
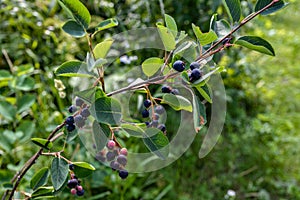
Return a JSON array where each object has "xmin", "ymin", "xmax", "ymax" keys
[{"xmin": 1, "ymin": 49, "xmax": 14, "ymax": 73}]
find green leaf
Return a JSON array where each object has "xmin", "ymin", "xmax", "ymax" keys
[
  {"xmin": 90, "ymin": 97, "xmax": 122, "ymax": 125},
  {"xmin": 0, "ymin": 101, "xmax": 16, "ymax": 121},
  {"xmin": 31, "ymin": 138, "xmax": 53, "ymax": 150},
  {"xmin": 55, "ymin": 60, "xmax": 95, "ymax": 77},
  {"xmin": 9, "ymin": 76, "xmax": 35, "ymax": 91},
  {"xmin": 161, "ymin": 94, "xmax": 192, "ymax": 112},
  {"xmin": 92, "ymin": 121, "xmax": 110, "ymax": 150},
  {"xmin": 0, "ymin": 70, "xmax": 12, "ymax": 81},
  {"xmin": 31, "ymin": 186, "xmax": 54, "ymax": 198},
  {"xmin": 235, "ymin": 36, "xmax": 275, "ymax": 56},
  {"xmin": 65, "ymin": 128, "xmax": 78, "ymax": 143},
  {"xmin": 74, "ymin": 87, "xmax": 106, "ymax": 104},
  {"xmin": 255, "ymin": 0, "xmax": 287, "ymax": 15},
  {"xmin": 141, "ymin": 57, "xmax": 164, "ymax": 77},
  {"xmin": 17, "ymin": 94, "xmax": 35, "ymax": 113},
  {"xmin": 72, "ymin": 162, "xmax": 96, "ymax": 178},
  {"xmin": 50, "ymin": 157, "xmax": 69, "ymax": 191},
  {"xmin": 192, "ymin": 94, "xmax": 207, "ymax": 133},
  {"xmin": 173, "ymin": 41, "xmax": 197, "ymax": 57},
  {"xmin": 164, "ymin": 14, "xmax": 177, "ymax": 38},
  {"xmin": 181, "ymin": 71, "xmax": 190, "ymax": 84},
  {"xmin": 215, "ymin": 19, "xmax": 231, "ymax": 38},
  {"xmin": 157, "ymin": 25, "xmax": 176, "ymax": 51},
  {"xmin": 194, "ymin": 85, "xmax": 212, "ymax": 103},
  {"xmin": 192, "ymin": 24, "xmax": 218, "ymax": 46},
  {"xmin": 30, "ymin": 167, "xmax": 50, "ymax": 190},
  {"xmin": 142, "ymin": 128, "xmax": 169, "ymax": 160},
  {"xmin": 17, "ymin": 121, "xmax": 35, "ymax": 143},
  {"xmin": 95, "ymin": 18, "xmax": 118, "ymax": 32},
  {"xmin": 223, "ymin": 0, "xmax": 241, "ymax": 22},
  {"xmin": 62, "ymin": 20, "xmax": 86, "ymax": 37},
  {"xmin": 58, "ymin": 0, "xmax": 91, "ymax": 29},
  {"xmin": 121, "ymin": 123, "xmax": 147, "ymax": 137},
  {"xmin": 94, "ymin": 39, "xmax": 114, "ymax": 59}
]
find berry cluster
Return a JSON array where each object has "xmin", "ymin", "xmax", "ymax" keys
[
  {"xmin": 188, "ymin": 62, "xmax": 203, "ymax": 82},
  {"xmin": 161, "ymin": 85, "xmax": 179, "ymax": 95},
  {"xmin": 95, "ymin": 140, "xmax": 129, "ymax": 179},
  {"xmin": 65, "ymin": 97, "xmax": 91, "ymax": 132},
  {"xmin": 67, "ymin": 164, "xmax": 84, "ymax": 196}
]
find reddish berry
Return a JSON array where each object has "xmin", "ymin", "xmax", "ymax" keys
[
  {"xmin": 77, "ymin": 185, "xmax": 83, "ymax": 191},
  {"xmin": 107, "ymin": 140, "xmax": 116, "ymax": 150},
  {"xmin": 71, "ymin": 188, "xmax": 77, "ymax": 195},
  {"xmin": 120, "ymin": 148, "xmax": 128, "ymax": 156}
]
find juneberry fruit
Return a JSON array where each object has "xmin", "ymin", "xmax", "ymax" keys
[
  {"xmin": 153, "ymin": 113, "xmax": 159, "ymax": 120},
  {"xmin": 66, "ymin": 116, "xmax": 74, "ymax": 125},
  {"xmin": 76, "ymin": 189, "xmax": 84, "ymax": 196},
  {"xmin": 161, "ymin": 85, "xmax": 172, "ymax": 93},
  {"xmin": 222, "ymin": 37, "xmax": 232, "ymax": 45},
  {"xmin": 142, "ymin": 109, "xmax": 149, "ymax": 118},
  {"xmin": 69, "ymin": 164, "xmax": 75, "ymax": 171},
  {"xmin": 117, "ymin": 155, "xmax": 127, "ymax": 166},
  {"xmin": 151, "ymin": 120, "xmax": 159, "ymax": 127},
  {"xmin": 106, "ymin": 151, "xmax": 116, "ymax": 161},
  {"xmin": 95, "ymin": 152, "xmax": 106, "ymax": 162},
  {"xmin": 75, "ymin": 97, "xmax": 84, "ymax": 107},
  {"xmin": 66, "ymin": 124, "xmax": 76, "ymax": 132},
  {"xmin": 158, "ymin": 124, "xmax": 166, "ymax": 132},
  {"xmin": 71, "ymin": 188, "xmax": 77, "ymax": 195},
  {"xmin": 171, "ymin": 89, "xmax": 179, "ymax": 95},
  {"xmin": 155, "ymin": 105, "xmax": 164, "ymax": 114},
  {"xmin": 145, "ymin": 121, "xmax": 150, "ymax": 127},
  {"xmin": 67, "ymin": 179, "xmax": 78, "ymax": 188},
  {"xmin": 68, "ymin": 105, "xmax": 77, "ymax": 113},
  {"xmin": 74, "ymin": 114, "xmax": 85, "ymax": 128},
  {"xmin": 118, "ymin": 170, "xmax": 129, "ymax": 179},
  {"xmin": 189, "ymin": 62, "xmax": 200, "ymax": 70},
  {"xmin": 143, "ymin": 99, "xmax": 151, "ymax": 108},
  {"xmin": 120, "ymin": 148, "xmax": 128, "ymax": 156},
  {"xmin": 81, "ymin": 108, "xmax": 90, "ymax": 118},
  {"xmin": 110, "ymin": 161, "xmax": 120, "ymax": 171},
  {"xmin": 190, "ymin": 68, "xmax": 203, "ymax": 81},
  {"xmin": 107, "ymin": 140, "xmax": 116, "ymax": 150},
  {"xmin": 76, "ymin": 185, "xmax": 83, "ymax": 191},
  {"xmin": 172, "ymin": 60, "xmax": 185, "ymax": 72}
]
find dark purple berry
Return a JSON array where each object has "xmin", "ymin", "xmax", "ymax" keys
[
  {"xmin": 66, "ymin": 116, "xmax": 74, "ymax": 125},
  {"xmin": 95, "ymin": 152, "xmax": 106, "ymax": 162},
  {"xmin": 142, "ymin": 109, "xmax": 149, "ymax": 118},
  {"xmin": 222, "ymin": 37, "xmax": 232, "ymax": 45},
  {"xmin": 67, "ymin": 179, "xmax": 78, "ymax": 188},
  {"xmin": 69, "ymin": 164, "xmax": 75, "ymax": 170},
  {"xmin": 151, "ymin": 120, "xmax": 159, "ymax": 127},
  {"xmin": 66, "ymin": 124, "xmax": 76, "ymax": 132},
  {"xmin": 145, "ymin": 121, "xmax": 150, "ymax": 127},
  {"xmin": 118, "ymin": 170, "xmax": 129, "ymax": 179},
  {"xmin": 81, "ymin": 108, "xmax": 90, "ymax": 118},
  {"xmin": 172, "ymin": 60, "xmax": 185, "ymax": 72},
  {"xmin": 75, "ymin": 97, "xmax": 84, "ymax": 107},
  {"xmin": 68, "ymin": 105, "xmax": 77, "ymax": 113},
  {"xmin": 74, "ymin": 115, "xmax": 85, "ymax": 128},
  {"xmin": 189, "ymin": 62, "xmax": 200, "ymax": 70},
  {"xmin": 117, "ymin": 155, "xmax": 127, "ymax": 166},
  {"xmin": 171, "ymin": 89, "xmax": 179, "ymax": 95},
  {"xmin": 106, "ymin": 151, "xmax": 116, "ymax": 161},
  {"xmin": 110, "ymin": 161, "xmax": 120, "ymax": 171},
  {"xmin": 76, "ymin": 189, "xmax": 84, "ymax": 196},
  {"xmin": 190, "ymin": 68, "xmax": 203, "ymax": 81},
  {"xmin": 143, "ymin": 99, "xmax": 151, "ymax": 108},
  {"xmin": 155, "ymin": 105, "xmax": 164, "ymax": 114},
  {"xmin": 161, "ymin": 85, "xmax": 172, "ymax": 93},
  {"xmin": 158, "ymin": 124, "xmax": 166, "ymax": 132},
  {"xmin": 153, "ymin": 113, "xmax": 159, "ymax": 120}
]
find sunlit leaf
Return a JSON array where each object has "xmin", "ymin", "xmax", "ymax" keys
[
  {"xmin": 161, "ymin": 94, "xmax": 192, "ymax": 112},
  {"xmin": 192, "ymin": 24, "xmax": 218, "ymax": 46},
  {"xmin": 157, "ymin": 25, "xmax": 176, "ymax": 51},
  {"xmin": 235, "ymin": 36, "xmax": 275, "ymax": 56},
  {"xmin": 164, "ymin": 14, "xmax": 177, "ymax": 38},
  {"xmin": 142, "ymin": 57, "xmax": 164, "ymax": 77},
  {"xmin": 31, "ymin": 138, "xmax": 53, "ymax": 150}
]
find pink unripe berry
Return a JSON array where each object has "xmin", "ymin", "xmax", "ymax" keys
[
  {"xmin": 71, "ymin": 188, "xmax": 77, "ymax": 195},
  {"xmin": 77, "ymin": 185, "xmax": 83, "ymax": 191},
  {"xmin": 120, "ymin": 148, "xmax": 128, "ymax": 156},
  {"xmin": 107, "ymin": 140, "xmax": 116, "ymax": 150}
]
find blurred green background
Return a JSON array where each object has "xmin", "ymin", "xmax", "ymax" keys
[{"xmin": 1, "ymin": 0, "xmax": 300, "ymax": 199}]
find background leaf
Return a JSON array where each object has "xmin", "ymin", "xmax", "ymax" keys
[
  {"xmin": 223, "ymin": 0, "xmax": 241, "ymax": 22},
  {"xmin": 30, "ymin": 167, "xmax": 50, "ymax": 190},
  {"xmin": 161, "ymin": 94, "xmax": 192, "ymax": 112},
  {"xmin": 164, "ymin": 14, "xmax": 177, "ymax": 38},
  {"xmin": 141, "ymin": 57, "xmax": 164, "ymax": 77},
  {"xmin": 50, "ymin": 157, "xmax": 68, "ymax": 191},
  {"xmin": 62, "ymin": 20, "xmax": 86, "ymax": 37},
  {"xmin": 235, "ymin": 36, "xmax": 275, "ymax": 56},
  {"xmin": 17, "ymin": 94, "xmax": 35, "ymax": 113},
  {"xmin": 0, "ymin": 101, "xmax": 16, "ymax": 121}
]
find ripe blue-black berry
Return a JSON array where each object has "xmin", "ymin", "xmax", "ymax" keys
[
  {"xmin": 74, "ymin": 114, "xmax": 85, "ymax": 128},
  {"xmin": 190, "ymin": 68, "xmax": 203, "ymax": 81},
  {"xmin": 155, "ymin": 105, "xmax": 164, "ymax": 114},
  {"xmin": 66, "ymin": 116, "xmax": 74, "ymax": 125},
  {"xmin": 69, "ymin": 164, "xmax": 75, "ymax": 170},
  {"xmin": 76, "ymin": 189, "xmax": 84, "ymax": 196},
  {"xmin": 106, "ymin": 151, "xmax": 116, "ymax": 161},
  {"xmin": 161, "ymin": 85, "xmax": 172, "ymax": 93},
  {"xmin": 143, "ymin": 99, "xmax": 151, "ymax": 108},
  {"xmin": 171, "ymin": 89, "xmax": 179, "ymax": 95},
  {"xmin": 67, "ymin": 179, "xmax": 78, "ymax": 188},
  {"xmin": 117, "ymin": 155, "xmax": 127, "ymax": 166},
  {"xmin": 66, "ymin": 124, "xmax": 76, "ymax": 132},
  {"xmin": 118, "ymin": 170, "xmax": 129, "ymax": 179},
  {"xmin": 75, "ymin": 97, "xmax": 84, "ymax": 107},
  {"xmin": 142, "ymin": 109, "xmax": 149, "ymax": 118},
  {"xmin": 222, "ymin": 37, "xmax": 232, "ymax": 45},
  {"xmin": 81, "ymin": 108, "xmax": 90, "ymax": 118},
  {"xmin": 158, "ymin": 124, "xmax": 166, "ymax": 132},
  {"xmin": 172, "ymin": 60, "xmax": 185, "ymax": 72},
  {"xmin": 145, "ymin": 121, "xmax": 150, "ymax": 126},
  {"xmin": 68, "ymin": 105, "xmax": 77, "ymax": 113},
  {"xmin": 189, "ymin": 62, "xmax": 200, "ymax": 70}
]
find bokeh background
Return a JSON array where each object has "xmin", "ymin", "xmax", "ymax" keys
[{"xmin": 1, "ymin": 0, "xmax": 300, "ymax": 199}]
